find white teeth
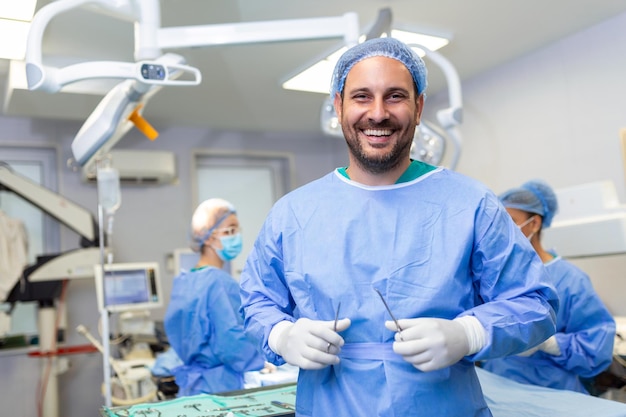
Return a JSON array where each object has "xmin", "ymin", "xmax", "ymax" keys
[{"xmin": 363, "ymin": 129, "xmax": 392, "ymax": 136}]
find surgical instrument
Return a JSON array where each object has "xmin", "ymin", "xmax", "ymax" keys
[
  {"xmin": 327, "ymin": 302, "xmax": 341, "ymax": 353},
  {"xmin": 271, "ymin": 400, "xmax": 296, "ymax": 410},
  {"xmin": 374, "ymin": 288, "xmax": 404, "ymax": 340}
]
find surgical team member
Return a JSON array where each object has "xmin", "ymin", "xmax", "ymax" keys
[
  {"xmin": 482, "ymin": 180, "xmax": 615, "ymax": 393},
  {"xmin": 164, "ymin": 198, "xmax": 265, "ymax": 396},
  {"xmin": 239, "ymin": 37, "xmax": 559, "ymax": 416}
]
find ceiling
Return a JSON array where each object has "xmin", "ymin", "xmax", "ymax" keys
[{"xmin": 2, "ymin": 0, "xmax": 626, "ymax": 135}]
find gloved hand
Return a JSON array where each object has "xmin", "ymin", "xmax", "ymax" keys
[
  {"xmin": 517, "ymin": 335, "xmax": 561, "ymax": 357},
  {"xmin": 385, "ymin": 318, "xmax": 470, "ymax": 372},
  {"xmin": 270, "ymin": 318, "xmax": 351, "ymax": 370},
  {"xmin": 516, "ymin": 345, "xmax": 540, "ymax": 357}
]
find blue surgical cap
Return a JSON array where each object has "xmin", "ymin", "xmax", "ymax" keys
[
  {"xmin": 330, "ymin": 37, "xmax": 428, "ymax": 98},
  {"xmin": 499, "ymin": 180, "xmax": 559, "ymax": 228}
]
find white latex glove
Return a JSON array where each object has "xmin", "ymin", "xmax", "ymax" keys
[
  {"xmin": 517, "ymin": 335, "xmax": 561, "ymax": 357},
  {"xmin": 385, "ymin": 317, "xmax": 480, "ymax": 372},
  {"xmin": 269, "ymin": 318, "xmax": 351, "ymax": 370},
  {"xmin": 516, "ymin": 345, "xmax": 540, "ymax": 357},
  {"xmin": 539, "ymin": 335, "xmax": 561, "ymax": 355}
]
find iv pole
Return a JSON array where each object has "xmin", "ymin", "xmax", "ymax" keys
[
  {"xmin": 95, "ymin": 155, "xmax": 121, "ymax": 408},
  {"xmin": 96, "ymin": 199, "xmax": 111, "ymax": 407}
]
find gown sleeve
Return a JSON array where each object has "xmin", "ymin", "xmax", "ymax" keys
[
  {"xmin": 547, "ymin": 261, "xmax": 615, "ymax": 377},
  {"xmin": 463, "ymin": 192, "xmax": 560, "ymax": 360}
]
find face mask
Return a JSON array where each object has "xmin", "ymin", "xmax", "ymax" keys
[{"xmin": 214, "ymin": 233, "xmax": 243, "ymax": 261}]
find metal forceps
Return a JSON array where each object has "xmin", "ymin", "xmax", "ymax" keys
[
  {"xmin": 374, "ymin": 288, "xmax": 404, "ymax": 341},
  {"xmin": 326, "ymin": 302, "xmax": 342, "ymax": 353}
]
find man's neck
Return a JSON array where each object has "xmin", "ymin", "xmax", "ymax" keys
[{"xmin": 346, "ymin": 159, "xmax": 411, "ymax": 186}]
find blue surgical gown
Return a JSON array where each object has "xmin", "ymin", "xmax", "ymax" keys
[
  {"xmin": 483, "ymin": 256, "xmax": 615, "ymax": 393},
  {"xmin": 240, "ymin": 167, "xmax": 559, "ymax": 417},
  {"xmin": 164, "ymin": 266, "xmax": 265, "ymax": 396}
]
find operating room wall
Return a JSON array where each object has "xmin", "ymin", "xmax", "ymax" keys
[
  {"xmin": 0, "ymin": 117, "xmax": 347, "ymax": 417},
  {"xmin": 427, "ymin": 11, "xmax": 626, "ymax": 199},
  {"xmin": 424, "ymin": 11, "xmax": 626, "ymax": 316}
]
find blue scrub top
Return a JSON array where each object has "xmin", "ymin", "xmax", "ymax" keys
[
  {"xmin": 240, "ymin": 166, "xmax": 558, "ymax": 417},
  {"xmin": 165, "ymin": 266, "xmax": 265, "ymax": 396}
]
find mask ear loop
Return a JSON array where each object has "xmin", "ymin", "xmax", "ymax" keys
[
  {"xmin": 516, "ymin": 215, "xmax": 536, "ymax": 229},
  {"xmin": 517, "ymin": 215, "xmax": 540, "ymax": 241}
]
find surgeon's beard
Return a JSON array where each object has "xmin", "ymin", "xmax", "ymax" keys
[{"xmin": 344, "ymin": 125, "xmax": 415, "ymax": 175}]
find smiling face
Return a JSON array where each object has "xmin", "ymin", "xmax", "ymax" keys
[{"xmin": 334, "ymin": 56, "xmax": 423, "ymax": 182}]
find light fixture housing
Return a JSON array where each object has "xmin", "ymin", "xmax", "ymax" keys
[{"xmin": 410, "ymin": 120, "xmax": 447, "ymax": 165}]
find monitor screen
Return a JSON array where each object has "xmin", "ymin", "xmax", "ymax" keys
[
  {"xmin": 172, "ymin": 248, "xmax": 200, "ymax": 274},
  {"xmin": 171, "ymin": 248, "xmax": 231, "ymax": 275},
  {"xmin": 94, "ymin": 262, "xmax": 162, "ymax": 312}
]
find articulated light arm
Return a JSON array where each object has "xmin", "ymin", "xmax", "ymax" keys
[
  {"xmin": 417, "ymin": 46, "xmax": 463, "ymax": 128},
  {"xmin": 29, "ymin": 60, "xmax": 200, "ymax": 93},
  {"xmin": 156, "ymin": 13, "xmax": 360, "ymax": 49},
  {"xmin": 410, "ymin": 44, "xmax": 463, "ymax": 170},
  {"xmin": 25, "ymin": 0, "xmax": 149, "ymax": 92},
  {"xmin": 27, "ymin": 0, "xmax": 357, "ymax": 92}
]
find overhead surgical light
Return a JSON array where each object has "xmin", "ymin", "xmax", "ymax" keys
[{"xmin": 410, "ymin": 120, "xmax": 447, "ymax": 166}]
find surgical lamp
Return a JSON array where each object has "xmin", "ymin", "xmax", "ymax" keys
[
  {"xmin": 26, "ymin": 0, "xmax": 359, "ymax": 169},
  {"xmin": 410, "ymin": 120, "xmax": 447, "ymax": 166},
  {"xmin": 320, "ymin": 43, "xmax": 462, "ymax": 169},
  {"xmin": 70, "ymin": 53, "xmax": 191, "ymax": 167}
]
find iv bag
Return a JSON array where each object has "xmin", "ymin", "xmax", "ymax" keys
[{"xmin": 97, "ymin": 166, "xmax": 121, "ymax": 214}]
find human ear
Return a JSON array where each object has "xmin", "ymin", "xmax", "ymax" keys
[
  {"xmin": 333, "ymin": 93, "xmax": 343, "ymax": 122},
  {"xmin": 415, "ymin": 94, "xmax": 424, "ymax": 124}
]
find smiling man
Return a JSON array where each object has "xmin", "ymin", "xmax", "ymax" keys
[{"xmin": 239, "ymin": 37, "xmax": 559, "ymax": 417}]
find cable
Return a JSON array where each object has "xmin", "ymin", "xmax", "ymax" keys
[{"xmin": 76, "ymin": 324, "xmax": 134, "ymax": 400}]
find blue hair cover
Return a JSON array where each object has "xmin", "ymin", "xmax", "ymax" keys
[
  {"xmin": 499, "ymin": 180, "xmax": 559, "ymax": 228},
  {"xmin": 330, "ymin": 37, "xmax": 428, "ymax": 98}
]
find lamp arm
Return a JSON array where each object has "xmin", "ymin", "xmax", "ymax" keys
[
  {"xmin": 155, "ymin": 12, "xmax": 360, "ymax": 49},
  {"xmin": 27, "ymin": 2, "xmax": 356, "ymax": 92},
  {"xmin": 25, "ymin": 0, "xmax": 149, "ymax": 92},
  {"xmin": 444, "ymin": 126, "xmax": 463, "ymax": 171},
  {"xmin": 408, "ymin": 43, "xmax": 464, "ymax": 170},
  {"xmin": 412, "ymin": 44, "xmax": 463, "ymax": 128}
]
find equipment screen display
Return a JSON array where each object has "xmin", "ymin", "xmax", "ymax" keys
[{"xmin": 95, "ymin": 263, "xmax": 162, "ymax": 312}]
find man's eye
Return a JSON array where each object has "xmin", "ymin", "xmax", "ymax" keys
[{"xmin": 353, "ymin": 94, "xmax": 367, "ymax": 100}]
